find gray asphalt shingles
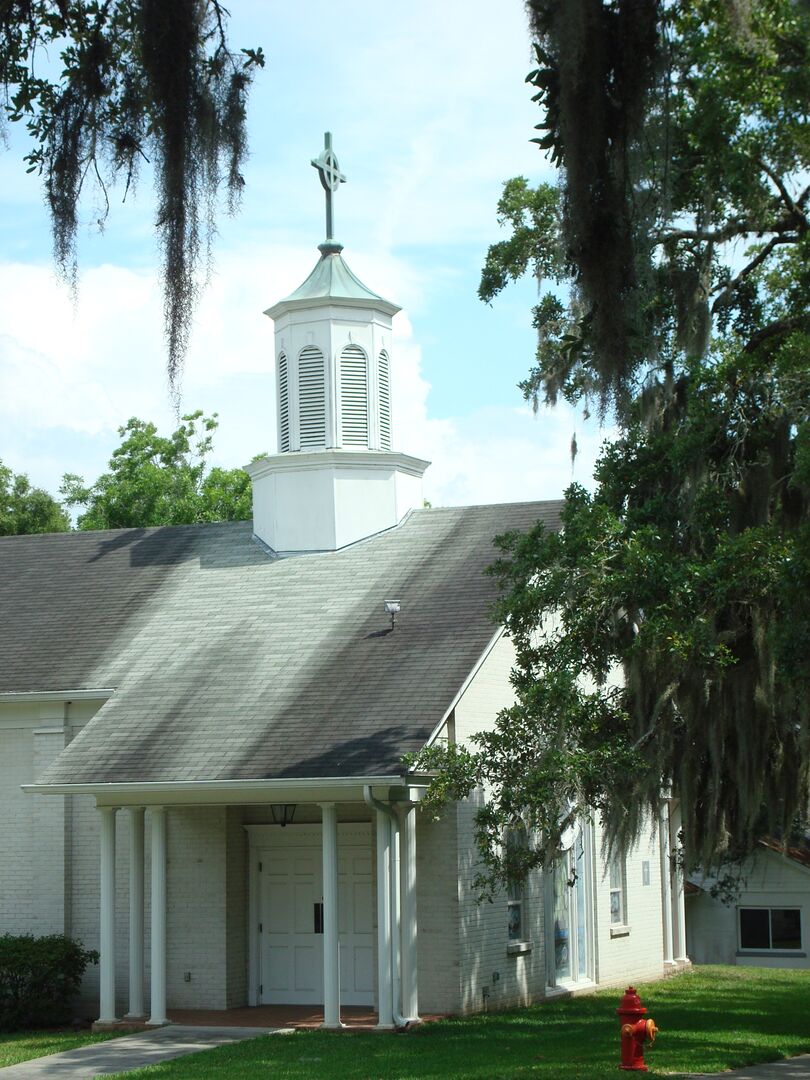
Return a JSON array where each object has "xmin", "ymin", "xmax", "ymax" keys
[{"xmin": 0, "ymin": 502, "xmax": 562, "ymax": 785}]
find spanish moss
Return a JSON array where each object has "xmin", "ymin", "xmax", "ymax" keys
[{"xmin": 0, "ymin": 1, "xmax": 264, "ymax": 402}]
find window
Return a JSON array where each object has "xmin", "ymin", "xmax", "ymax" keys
[
  {"xmin": 609, "ymin": 851, "xmax": 627, "ymax": 925},
  {"xmin": 505, "ymin": 828, "xmax": 527, "ymax": 943},
  {"xmin": 546, "ymin": 825, "xmax": 592, "ymax": 986},
  {"xmin": 739, "ymin": 907, "xmax": 801, "ymax": 951},
  {"xmin": 507, "ymin": 880, "xmax": 523, "ymax": 942}
]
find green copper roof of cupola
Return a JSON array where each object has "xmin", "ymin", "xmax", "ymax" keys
[{"xmin": 264, "ymin": 242, "xmax": 400, "ymax": 320}]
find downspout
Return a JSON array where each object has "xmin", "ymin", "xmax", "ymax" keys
[{"xmin": 363, "ymin": 786, "xmax": 416, "ymax": 1027}]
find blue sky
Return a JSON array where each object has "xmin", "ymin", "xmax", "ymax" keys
[{"xmin": 0, "ymin": 0, "xmax": 608, "ymax": 509}]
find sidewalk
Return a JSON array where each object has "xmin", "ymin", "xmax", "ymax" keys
[
  {"xmin": 0, "ymin": 1024, "xmax": 286, "ymax": 1079},
  {"xmin": 687, "ymin": 1055, "xmax": 810, "ymax": 1078}
]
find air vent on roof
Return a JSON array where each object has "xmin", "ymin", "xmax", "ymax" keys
[
  {"xmin": 378, "ymin": 349, "xmax": 391, "ymax": 450},
  {"xmin": 340, "ymin": 344, "xmax": 369, "ymax": 447},
  {"xmin": 298, "ymin": 346, "xmax": 326, "ymax": 449},
  {"xmin": 278, "ymin": 351, "xmax": 290, "ymax": 453}
]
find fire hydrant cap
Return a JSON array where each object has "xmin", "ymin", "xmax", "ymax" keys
[{"xmin": 616, "ymin": 986, "xmax": 647, "ymax": 1020}]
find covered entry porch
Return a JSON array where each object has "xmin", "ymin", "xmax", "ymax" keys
[{"xmin": 30, "ymin": 776, "xmax": 425, "ymax": 1030}]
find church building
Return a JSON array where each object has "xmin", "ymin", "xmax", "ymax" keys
[{"xmin": 0, "ymin": 136, "xmax": 688, "ymax": 1027}]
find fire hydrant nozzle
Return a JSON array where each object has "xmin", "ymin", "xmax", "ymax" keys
[{"xmin": 616, "ymin": 987, "xmax": 658, "ymax": 1072}]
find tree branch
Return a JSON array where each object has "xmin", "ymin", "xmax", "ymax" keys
[
  {"xmin": 758, "ymin": 158, "xmax": 800, "ymax": 219},
  {"xmin": 743, "ymin": 314, "xmax": 810, "ymax": 353},
  {"xmin": 664, "ymin": 207, "xmax": 807, "ymax": 246},
  {"xmin": 711, "ymin": 234, "xmax": 800, "ymax": 313}
]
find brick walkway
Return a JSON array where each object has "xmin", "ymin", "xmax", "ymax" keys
[{"xmin": 167, "ymin": 1004, "xmax": 381, "ymax": 1029}]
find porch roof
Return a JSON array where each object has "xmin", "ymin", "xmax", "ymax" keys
[{"xmin": 0, "ymin": 501, "xmax": 561, "ymax": 786}]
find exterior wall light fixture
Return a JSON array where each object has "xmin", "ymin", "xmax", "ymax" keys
[
  {"xmin": 384, "ymin": 599, "xmax": 401, "ymax": 630},
  {"xmin": 271, "ymin": 804, "xmax": 297, "ymax": 827}
]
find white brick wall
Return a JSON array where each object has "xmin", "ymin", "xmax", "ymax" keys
[
  {"xmin": 225, "ymin": 807, "xmax": 247, "ymax": 1007},
  {"xmin": 0, "ymin": 719, "xmax": 35, "ymax": 934},
  {"xmin": 450, "ymin": 635, "xmax": 549, "ymax": 1012},
  {"xmin": 591, "ymin": 819, "xmax": 665, "ymax": 988},
  {"xmin": 415, "ymin": 807, "xmax": 460, "ymax": 1013},
  {"xmin": 431, "ymin": 635, "xmax": 667, "ymax": 1010}
]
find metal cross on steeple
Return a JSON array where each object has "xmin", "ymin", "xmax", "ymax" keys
[{"xmin": 311, "ymin": 132, "xmax": 346, "ymax": 243}]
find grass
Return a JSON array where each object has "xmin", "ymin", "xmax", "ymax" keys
[
  {"xmin": 108, "ymin": 966, "xmax": 810, "ymax": 1079},
  {"xmin": 0, "ymin": 1026, "xmax": 123, "ymax": 1068}
]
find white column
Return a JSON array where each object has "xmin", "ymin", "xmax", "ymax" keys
[
  {"xmin": 126, "ymin": 808, "xmax": 145, "ymax": 1018},
  {"xmin": 148, "ymin": 806, "xmax": 168, "ymax": 1026},
  {"xmin": 320, "ymin": 803, "xmax": 342, "ymax": 1028},
  {"xmin": 97, "ymin": 805, "xmax": 118, "ymax": 1024},
  {"xmin": 375, "ymin": 809, "xmax": 394, "ymax": 1028},
  {"xmin": 399, "ymin": 804, "xmax": 419, "ymax": 1021},
  {"xmin": 390, "ymin": 817, "xmax": 400, "ymax": 1021},
  {"xmin": 659, "ymin": 802, "xmax": 674, "ymax": 966},
  {"xmin": 670, "ymin": 802, "xmax": 689, "ymax": 963}
]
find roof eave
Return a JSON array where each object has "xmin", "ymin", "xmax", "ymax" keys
[
  {"xmin": 264, "ymin": 295, "xmax": 401, "ymax": 320},
  {"xmin": 22, "ymin": 773, "xmax": 429, "ymax": 807}
]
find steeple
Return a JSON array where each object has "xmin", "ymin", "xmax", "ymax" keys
[{"xmin": 246, "ymin": 133, "xmax": 430, "ymax": 554}]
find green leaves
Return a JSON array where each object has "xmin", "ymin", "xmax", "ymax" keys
[
  {"xmin": 61, "ymin": 410, "xmax": 252, "ymax": 529},
  {"xmin": 0, "ymin": 462, "xmax": 70, "ymax": 536}
]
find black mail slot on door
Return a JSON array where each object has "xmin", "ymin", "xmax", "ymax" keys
[{"xmin": 314, "ymin": 902, "xmax": 324, "ymax": 934}]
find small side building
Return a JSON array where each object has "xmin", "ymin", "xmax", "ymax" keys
[{"xmin": 687, "ymin": 841, "xmax": 809, "ymax": 969}]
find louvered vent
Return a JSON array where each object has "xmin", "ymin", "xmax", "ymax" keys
[
  {"xmin": 298, "ymin": 346, "xmax": 326, "ymax": 449},
  {"xmin": 278, "ymin": 352, "xmax": 290, "ymax": 452},
  {"xmin": 340, "ymin": 344, "xmax": 369, "ymax": 447},
  {"xmin": 378, "ymin": 349, "xmax": 391, "ymax": 450}
]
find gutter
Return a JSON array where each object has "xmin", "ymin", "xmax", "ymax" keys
[{"xmin": 23, "ymin": 775, "xmax": 407, "ymax": 797}]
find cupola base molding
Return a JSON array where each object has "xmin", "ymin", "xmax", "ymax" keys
[{"xmin": 246, "ymin": 449, "xmax": 429, "ymax": 554}]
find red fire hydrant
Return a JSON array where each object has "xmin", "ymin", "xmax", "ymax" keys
[{"xmin": 617, "ymin": 986, "xmax": 658, "ymax": 1072}]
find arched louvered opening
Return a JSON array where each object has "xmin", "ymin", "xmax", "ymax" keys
[
  {"xmin": 378, "ymin": 349, "xmax": 391, "ymax": 450},
  {"xmin": 340, "ymin": 344, "xmax": 369, "ymax": 447},
  {"xmin": 277, "ymin": 351, "xmax": 290, "ymax": 452},
  {"xmin": 298, "ymin": 346, "xmax": 326, "ymax": 449}
]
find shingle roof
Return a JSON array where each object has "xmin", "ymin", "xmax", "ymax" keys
[{"xmin": 0, "ymin": 502, "xmax": 561, "ymax": 785}]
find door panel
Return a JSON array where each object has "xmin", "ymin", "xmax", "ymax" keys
[
  {"xmin": 261, "ymin": 849, "xmax": 322, "ymax": 1004},
  {"xmin": 258, "ymin": 825, "xmax": 373, "ymax": 1006}
]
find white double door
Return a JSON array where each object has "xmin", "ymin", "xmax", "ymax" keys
[{"xmin": 258, "ymin": 824, "xmax": 373, "ymax": 1006}]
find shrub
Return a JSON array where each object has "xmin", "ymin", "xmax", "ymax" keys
[{"xmin": 0, "ymin": 934, "xmax": 98, "ymax": 1031}]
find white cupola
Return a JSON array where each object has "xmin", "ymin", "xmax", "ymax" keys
[{"xmin": 246, "ymin": 133, "xmax": 430, "ymax": 554}]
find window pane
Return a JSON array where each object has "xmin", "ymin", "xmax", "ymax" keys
[
  {"xmin": 739, "ymin": 908, "xmax": 770, "ymax": 949},
  {"xmin": 508, "ymin": 901, "xmax": 522, "ymax": 941},
  {"xmin": 771, "ymin": 909, "xmax": 801, "ymax": 950},
  {"xmin": 553, "ymin": 860, "xmax": 571, "ymax": 980},
  {"xmin": 575, "ymin": 843, "xmax": 587, "ymax": 976},
  {"xmin": 609, "ymin": 856, "xmax": 621, "ymax": 889},
  {"xmin": 610, "ymin": 889, "xmax": 622, "ymax": 924}
]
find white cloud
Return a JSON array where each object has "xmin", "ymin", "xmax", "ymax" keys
[
  {"xmin": 391, "ymin": 313, "xmax": 607, "ymax": 507},
  {"xmin": 0, "ymin": 250, "xmax": 606, "ymax": 509}
]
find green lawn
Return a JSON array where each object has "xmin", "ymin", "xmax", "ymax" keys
[
  {"xmin": 110, "ymin": 966, "xmax": 810, "ymax": 1079},
  {"xmin": 0, "ymin": 1027, "xmax": 122, "ymax": 1068}
]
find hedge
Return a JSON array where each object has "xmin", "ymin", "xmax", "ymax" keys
[{"xmin": 0, "ymin": 934, "xmax": 98, "ymax": 1030}]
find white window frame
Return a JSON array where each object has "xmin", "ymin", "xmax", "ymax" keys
[
  {"xmin": 507, "ymin": 880, "xmax": 524, "ymax": 944},
  {"xmin": 609, "ymin": 849, "xmax": 628, "ymax": 927},
  {"xmin": 738, "ymin": 906, "xmax": 802, "ymax": 952},
  {"xmin": 505, "ymin": 827, "xmax": 530, "ymax": 951}
]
